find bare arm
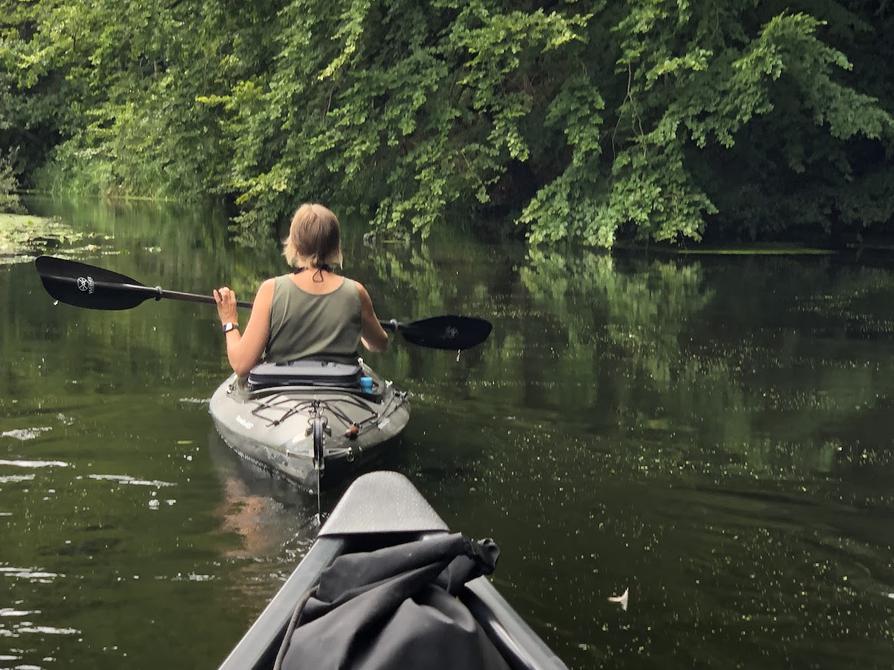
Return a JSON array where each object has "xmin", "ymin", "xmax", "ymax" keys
[
  {"xmin": 356, "ymin": 281, "xmax": 389, "ymax": 352},
  {"xmin": 214, "ymin": 279, "xmax": 274, "ymax": 377}
]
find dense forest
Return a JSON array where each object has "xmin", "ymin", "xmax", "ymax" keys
[{"xmin": 1, "ymin": 1, "xmax": 892, "ymax": 248}]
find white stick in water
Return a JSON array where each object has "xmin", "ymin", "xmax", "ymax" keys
[{"xmin": 608, "ymin": 587, "xmax": 629, "ymax": 611}]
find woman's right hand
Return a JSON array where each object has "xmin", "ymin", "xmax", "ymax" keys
[{"xmin": 213, "ymin": 286, "xmax": 239, "ymax": 326}]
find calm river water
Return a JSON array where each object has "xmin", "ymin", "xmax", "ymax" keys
[{"xmin": 1, "ymin": 199, "xmax": 893, "ymax": 669}]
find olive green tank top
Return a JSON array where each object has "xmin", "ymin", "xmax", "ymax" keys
[{"xmin": 265, "ymin": 274, "xmax": 362, "ymax": 364}]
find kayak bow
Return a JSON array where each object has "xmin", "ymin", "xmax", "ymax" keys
[{"xmin": 218, "ymin": 471, "xmax": 568, "ymax": 670}]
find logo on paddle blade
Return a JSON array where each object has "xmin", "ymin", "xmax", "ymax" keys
[
  {"xmin": 76, "ymin": 276, "xmax": 95, "ymax": 294},
  {"xmin": 444, "ymin": 326, "xmax": 458, "ymax": 340}
]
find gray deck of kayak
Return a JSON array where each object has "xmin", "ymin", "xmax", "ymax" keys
[
  {"xmin": 320, "ymin": 469, "xmax": 449, "ymax": 536},
  {"xmin": 209, "ymin": 373, "xmax": 409, "ymax": 489},
  {"xmin": 218, "ymin": 471, "xmax": 568, "ymax": 670}
]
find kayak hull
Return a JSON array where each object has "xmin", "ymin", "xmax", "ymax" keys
[
  {"xmin": 218, "ymin": 471, "xmax": 568, "ymax": 670},
  {"xmin": 209, "ymin": 368, "xmax": 409, "ymax": 491}
]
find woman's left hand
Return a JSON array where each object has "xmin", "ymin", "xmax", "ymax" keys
[{"xmin": 213, "ymin": 287, "xmax": 239, "ymax": 325}]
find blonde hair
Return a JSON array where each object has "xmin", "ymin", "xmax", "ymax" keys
[{"xmin": 283, "ymin": 203, "xmax": 344, "ymax": 269}]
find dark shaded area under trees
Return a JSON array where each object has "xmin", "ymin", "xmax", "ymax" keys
[{"xmin": 1, "ymin": 0, "xmax": 892, "ymax": 248}]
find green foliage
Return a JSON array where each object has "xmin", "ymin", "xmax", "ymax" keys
[
  {"xmin": 0, "ymin": 152, "xmax": 23, "ymax": 213},
  {"xmin": 2, "ymin": 0, "xmax": 893, "ymax": 246}
]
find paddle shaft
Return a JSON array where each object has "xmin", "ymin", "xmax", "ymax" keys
[
  {"xmin": 41, "ymin": 271, "xmax": 402, "ymax": 326},
  {"xmin": 43, "ymin": 271, "xmax": 249, "ymax": 309}
]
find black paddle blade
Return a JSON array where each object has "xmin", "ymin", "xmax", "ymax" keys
[
  {"xmin": 35, "ymin": 255, "xmax": 154, "ymax": 310},
  {"xmin": 398, "ymin": 315, "xmax": 492, "ymax": 350}
]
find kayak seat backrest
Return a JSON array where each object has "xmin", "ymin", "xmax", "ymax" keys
[{"xmin": 247, "ymin": 360, "xmax": 362, "ymax": 391}]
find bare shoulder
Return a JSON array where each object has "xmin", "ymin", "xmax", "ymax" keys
[
  {"xmin": 350, "ymin": 278, "xmax": 372, "ymax": 301},
  {"xmin": 254, "ymin": 278, "xmax": 276, "ymax": 305}
]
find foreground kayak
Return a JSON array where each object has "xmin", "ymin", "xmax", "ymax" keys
[
  {"xmin": 218, "ymin": 471, "xmax": 568, "ymax": 670},
  {"xmin": 209, "ymin": 360, "xmax": 409, "ymax": 491}
]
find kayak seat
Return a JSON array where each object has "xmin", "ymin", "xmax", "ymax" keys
[{"xmin": 247, "ymin": 359, "xmax": 362, "ymax": 391}]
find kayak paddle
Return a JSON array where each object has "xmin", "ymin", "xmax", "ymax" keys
[
  {"xmin": 35, "ymin": 254, "xmax": 253, "ymax": 310},
  {"xmin": 380, "ymin": 315, "xmax": 492, "ymax": 350},
  {"xmin": 35, "ymin": 255, "xmax": 492, "ymax": 350}
]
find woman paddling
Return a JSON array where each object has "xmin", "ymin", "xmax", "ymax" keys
[{"xmin": 213, "ymin": 203, "xmax": 389, "ymax": 377}]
